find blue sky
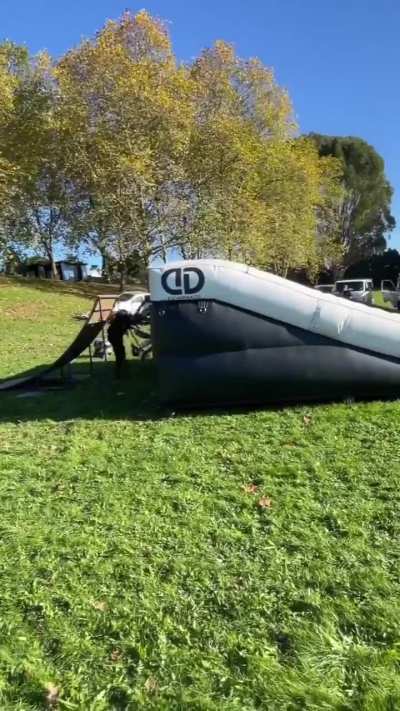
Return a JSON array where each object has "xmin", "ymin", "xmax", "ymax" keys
[{"xmin": 1, "ymin": 0, "xmax": 399, "ymax": 253}]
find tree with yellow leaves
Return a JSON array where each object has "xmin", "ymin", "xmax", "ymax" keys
[
  {"xmin": 0, "ymin": 11, "xmax": 344, "ymax": 283},
  {"xmin": 0, "ymin": 43, "xmax": 28, "ymax": 268},
  {"xmin": 0, "ymin": 45, "xmax": 71, "ymax": 277},
  {"xmin": 249, "ymin": 137, "xmax": 343, "ymax": 278},
  {"xmin": 57, "ymin": 10, "xmax": 194, "ymax": 287},
  {"xmin": 178, "ymin": 40, "xmax": 341, "ymax": 278},
  {"xmin": 177, "ymin": 40, "xmax": 294, "ymax": 258}
]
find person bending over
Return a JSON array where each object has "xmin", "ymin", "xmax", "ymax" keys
[{"xmin": 108, "ymin": 299, "xmax": 151, "ymax": 377}]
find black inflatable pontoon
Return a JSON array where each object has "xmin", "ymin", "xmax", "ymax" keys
[{"xmin": 149, "ymin": 260, "xmax": 400, "ymax": 407}]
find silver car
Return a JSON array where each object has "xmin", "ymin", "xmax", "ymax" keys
[
  {"xmin": 334, "ymin": 279, "xmax": 375, "ymax": 306},
  {"xmin": 112, "ymin": 291, "xmax": 150, "ymax": 316}
]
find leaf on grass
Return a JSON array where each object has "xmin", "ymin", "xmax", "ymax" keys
[
  {"xmin": 243, "ymin": 483, "xmax": 258, "ymax": 494},
  {"xmin": 111, "ymin": 649, "xmax": 122, "ymax": 662},
  {"xmin": 144, "ymin": 676, "xmax": 159, "ymax": 694},
  {"xmin": 45, "ymin": 683, "xmax": 60, "ymax": 708},
  {"xmin": 91, "ymin": 600, "xmax": 107, "ymax": 612},
  {"xmin": 258, "ymin": 496, "xmax": 272, "ymax": 509},
  {"xmin": 303, "ymin": 415, "xmax": 312, "ymax": 426}
]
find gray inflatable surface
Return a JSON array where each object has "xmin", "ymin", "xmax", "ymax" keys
[{"xmin": 149, "ymin": 260, "xmax": 400, "ymax": 406}]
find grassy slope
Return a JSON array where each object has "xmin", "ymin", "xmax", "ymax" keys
[
  {"xmin": 0, "ymin": 277, "xmax": 120, "ymax": 380},
  {"xmin": 1, "ymin": 283, "xmax": 400, "ymax": 710}
]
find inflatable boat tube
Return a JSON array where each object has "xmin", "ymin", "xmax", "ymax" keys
[{"xmin": 149, "ymin": 259, "xmax": 400, "ymax": 407}]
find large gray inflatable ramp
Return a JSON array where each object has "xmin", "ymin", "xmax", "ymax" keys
[
  {"xmin": 149, "ymin": 260, "xmax": 400, "ymax": 407},
  {"xmin": 0, "ymin": 295, "xmax": 117, "ymax": 392}
]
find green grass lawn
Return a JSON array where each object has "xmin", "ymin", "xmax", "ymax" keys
[
  {"xmin": 373, "ymin": 290, "xmax": 396, "ymax": 310},
  {"xmin": 0, "ymin": 277, "xmax": 121, "ymax": 380},
  {"xmin": 1, "ymin": 279, "xmax": 400, "ymax": 710}
]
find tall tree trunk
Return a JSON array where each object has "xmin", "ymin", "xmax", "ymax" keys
[
  {"xmin": 119, "ymin": 262, "xmax": 126, "ymax": 292},
  {"xmin": 50, "ymin": 255, "xmax": 59, "ymax": 280},
  {"xmin": 45, "ymin": 239, "xmax": 59, "ymax": 280},
  {"xmin": 159, "ymin": 236, "xmax": 167, "ymax": 263},
  {"xmin": 99, "ymin": 248, "xmax": 111, "ymax": 282}
]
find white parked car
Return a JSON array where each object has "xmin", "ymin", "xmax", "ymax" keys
[
  {"xmin": 113, "ymin": 291, "xmax": 150, "ymax": 316},
  {"xmin": 334, "ymin": 279, "xmax": 374, "ymax": 306}
]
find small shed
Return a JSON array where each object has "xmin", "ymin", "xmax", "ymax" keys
[
  {"xmin": 20, "ymin": 259, "xmax": 87, "ymax": 281},
  {"xmin": 57, "ymin": 261, "xmax": 87, "ymax": 281}
]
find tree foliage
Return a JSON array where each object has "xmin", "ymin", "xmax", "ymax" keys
[
  {"xmin": 310, "ymin": 134, "xmax": 395, "ymax": 266},
  {"xmin": 0, "ymin": 12, "xmax": 393, "ymax": 282},
  {"xmin": 344, "ymin": 248, "xmax": 400, "ymax": 286},
  {"xmin": 178, "ymin": 41, "xmax": 341, "ymax": 277},
  {"xmin": 0, "ymin": 42, "xmax": 23, "ymax": 257},
  {"xmin": 57, "ymin": 11, "xmax": 193, "ymax": 287},
  {"xmin": 0, "ymin": 46, "xmax": 70, "ymax": 276}
]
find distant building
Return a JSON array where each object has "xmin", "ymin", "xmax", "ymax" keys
[
  {"xmin": 19, "ymin": 259, "xmax": 88, "ymax": 281},
  {"xmin": 58, "ymin": 261, "xmax": 88, "ymax": 281}
]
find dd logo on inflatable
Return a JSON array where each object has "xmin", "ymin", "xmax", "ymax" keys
[{"xmin": 161, "ymin": 267, "xmax": 205, "ymax": 296}]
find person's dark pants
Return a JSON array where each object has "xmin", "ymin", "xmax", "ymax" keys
[
  {"xmin": 108, "ymin": 318, "xmax": 127, "ymax": 377},
  {"xmin": 108, "ymin": 308, "xmax": 149, "ymax": 376}
]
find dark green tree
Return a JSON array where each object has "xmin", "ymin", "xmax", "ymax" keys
[
  {"xmin": 310, "ymin": 134, "xmax": 395, "ymax": 265},
  {"xmin": 344, "ymin": 248, "xmax": 400, "ymax": 287}
]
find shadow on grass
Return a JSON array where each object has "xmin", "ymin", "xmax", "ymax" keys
[
  {"xmin": 0, "ymin": 360, "xmax": 165, "ymax": 424},
  {"xmin": 2, "ymin": 354, "xmax": 399, "ymax": 426},
  {"xmin": 0, "ymin": 276, "xmax": 144, "ymax": 299},
  {"xmin": 0, "ymin": 358, "xmax": 328, "ymax": 425}
]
